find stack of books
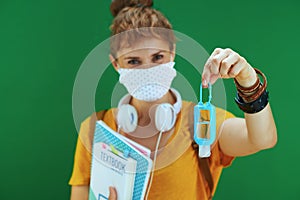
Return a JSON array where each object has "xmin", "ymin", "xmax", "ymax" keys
[{"xmin": 89, "ymin": 120, "xmax": 153, "ymax": 200}]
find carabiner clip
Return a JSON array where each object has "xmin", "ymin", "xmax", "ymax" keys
[{"xmin": 194, "ymin": 83, "xmax": 216, "ymax": 158}]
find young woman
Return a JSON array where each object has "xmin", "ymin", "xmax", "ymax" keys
[{"xmin": 69, "ymin": 0, "xmax": 277, "ymax": 199}]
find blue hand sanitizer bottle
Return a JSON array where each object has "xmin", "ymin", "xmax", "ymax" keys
[{"xmin": 194, "ymin": 83, "xmax": 216, "ymax": 158}]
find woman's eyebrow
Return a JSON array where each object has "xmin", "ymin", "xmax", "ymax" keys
[
  {"xmin": 124, "ymin": 50, "xmax": 167, "ymax": 60},
  {"xmin": 124, "ymin": 56, "xmax": 140, "ymax": 60},
  {"xmin": 151, "ymin": 50, "xmax": 166, "ymax": 56}
]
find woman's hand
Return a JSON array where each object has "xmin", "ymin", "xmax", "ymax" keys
[
  {"xmin": 202, "ymin": 48, "xmax": 257, "ymax": 88},
  {"xmin": 108, "ymin": 187, "xmax": 117, "ymax": 200},
  {"xmin": 202, "ymin": 48, "xmax": 278, "ymax": 157}
]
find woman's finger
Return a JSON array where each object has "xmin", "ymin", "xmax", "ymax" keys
[
  {"xmin": 203, "ymin": 48, "xmax": 221, "ymax": 72},
  {"xmin": 227, "ymin": 57, "xmax": 246, "ymax": 78},
  {"xmin": 202, "ymin": 62, "xmax": 212, "ymax": 87},
  {"xmin": 208, "ymin": 74, "xmax": 221, "ymax": 85},
  {"xmin": 230, "ymin": 58, "xmax": 257, "ymax": 87},
  {"xmin": 203, "ymin": 48, "xmax": 223, "ymax": 70},
  {"xmin": 202, "ymin": 48, "xmax": 223, "ymax": 86},
  {"xmin": 202, "ymin": 48, "xmax": 231, "ymax": 86},
  {"xmin": 210, "ymin": 48, "xmax": 231, "ymax": 75},
  {"xmin": 219, "ymin": 52, "xmax": 240, "ymax": 77},
  {"xmin": 108, "ymin": 187, "xmax": 117, "ymax": 200}
]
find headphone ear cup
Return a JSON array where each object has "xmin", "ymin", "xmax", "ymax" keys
[
  {"xmin": 117, "ymin": 104, "xmax": 138, "ymax": 133},
  {"xmin": 155, "ymin": 103, "xmax": 176, "ymax": 132}
]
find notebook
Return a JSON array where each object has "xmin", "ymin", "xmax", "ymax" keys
[{"xmin": 89, "ymin": 120, "xmax": 153, "ymax": 200}]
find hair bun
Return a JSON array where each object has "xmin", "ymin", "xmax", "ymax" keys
[{"xmin": 110, "ymin": 0, "xmax": 153, "ymax": 17}]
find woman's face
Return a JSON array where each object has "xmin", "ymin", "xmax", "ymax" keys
[{"xmin": 110, "ymin": 37, "xmax": 175, "ymax": 70}]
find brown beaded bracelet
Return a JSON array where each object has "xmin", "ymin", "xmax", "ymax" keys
[
  {"xmin": 234, "ymin": 74, "xmax": 260, "ymax": 94},
  {"xmin": 234, "ymin": 68, "xmax": 267, "ymax": 102}
]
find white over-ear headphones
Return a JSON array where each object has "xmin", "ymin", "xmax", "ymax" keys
[{"xmin": 116, "ymin": 88, "xmax": 182, "ymax": 133}]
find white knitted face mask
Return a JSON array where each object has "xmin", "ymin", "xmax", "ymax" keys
[{"xmin": 117, "ymin": 62, "xmax": 177, "ymax": 102}]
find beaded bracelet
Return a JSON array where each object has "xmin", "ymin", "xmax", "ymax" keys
[
  {"xmin": 234, "ymin": 68, "xmax": 269, "ymax": 113},
  {"xmin": 234, "ymin": 68, "xmax": 267, "ymax": 102}
]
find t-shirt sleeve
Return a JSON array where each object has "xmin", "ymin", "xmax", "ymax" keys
[
  {"xmin": 68, "ymin": 136, "xmax": 92, "ymax": 185},
  {"xmin": 214, "ymin": 141, "xmax": 235, "ymax": 167},
  {"xmin": 68, "ymin": 114, "xmax": 97, "ymax": 186}
]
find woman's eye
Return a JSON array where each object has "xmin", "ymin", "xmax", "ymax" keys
[
  {"xmin": 153, "ymin": 54, "xmax": 164, "ymax": 61},
  {"xmin": 128, "ymin": 59, "xmax": 140, "ymax": 65}
]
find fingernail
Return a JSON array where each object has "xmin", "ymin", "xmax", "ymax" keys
[{"xmin": 203, "ymin": 79, "xmax": 207, "ymax": 86}]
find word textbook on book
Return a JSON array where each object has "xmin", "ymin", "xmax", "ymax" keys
[{"xmin": 89, "ymin": 120, "xmax": 153, "ymax": 200}]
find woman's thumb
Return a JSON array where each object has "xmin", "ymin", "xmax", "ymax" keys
[{"xmin": 108, "ymin": 186, "xmax": 117, "ymax": 200}]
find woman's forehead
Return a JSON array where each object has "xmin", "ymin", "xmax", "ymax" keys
[{"xmin": 116, "ymin": 37, "xmax": 170, "ymax": 58}]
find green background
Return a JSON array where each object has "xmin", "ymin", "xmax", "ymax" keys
[{"xmin": 1, "ymin": 0, "xmax": 299, "ymax": 199}]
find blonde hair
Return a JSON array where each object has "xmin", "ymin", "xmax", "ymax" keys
[{"xmin": 109, "ymin": 0, "xmax": 175, "ymax": 58}]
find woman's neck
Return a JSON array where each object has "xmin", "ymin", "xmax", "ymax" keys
[{"xmin": 130, "ymin": 90, "xmax": 176, "ymax": 126}]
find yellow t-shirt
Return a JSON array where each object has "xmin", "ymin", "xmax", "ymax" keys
[{"xmin": 69, "ymin": 101, "xmax": 235, "ymax": 199}]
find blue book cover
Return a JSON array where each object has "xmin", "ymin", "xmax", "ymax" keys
[{"xmin": 89, "ymin": 120, "xmax": 153, "ymax": 200}]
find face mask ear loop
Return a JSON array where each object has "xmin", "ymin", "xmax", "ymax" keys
[
  {"xmin": 170, "ymin": 54, "xmax": 173, "ymax": 63},
  {"xmin": 116, "ymin": 62, "xmax": 121, "ymax": 72}
]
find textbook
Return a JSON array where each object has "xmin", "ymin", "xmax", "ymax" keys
[
  {"xmin": 89, "ymin": 120, "xmax": 153, "ymax": 200},
  {"xmin": 90, "ymin": 142, "xmax": 137, "ymax": 200}
]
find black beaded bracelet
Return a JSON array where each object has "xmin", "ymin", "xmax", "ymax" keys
[{"xmin": 234, "ymin": 90, "xmax": 269, "ymax": 114}]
